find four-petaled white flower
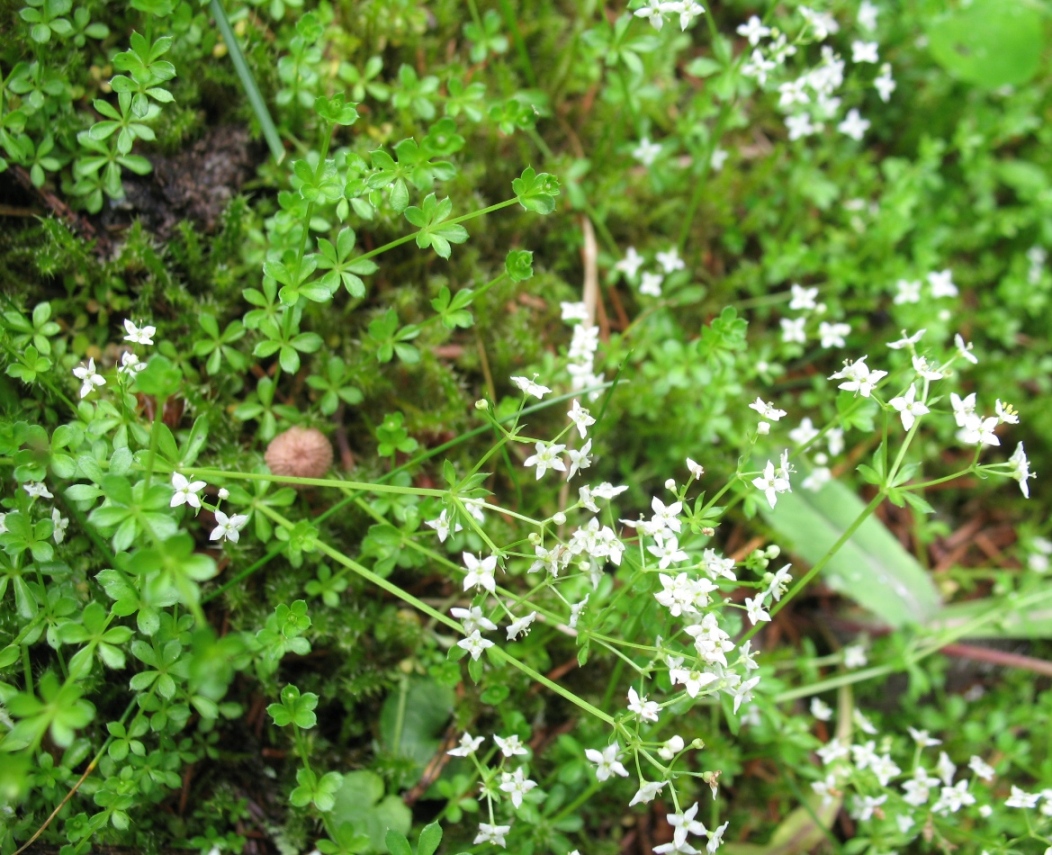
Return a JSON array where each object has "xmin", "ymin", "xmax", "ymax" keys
[
  {"xmin": 889, "ymin": 384, "xmax": 929, "ymax": 431},
  {"xmin": 24, "ymin": 482, "xmax": 54, "ymax": 499},
  {"xmin": 499, "ymin": 767, "xmax": 537, "ymax": 808},
  {"xmin": 73, "ymin": 358, "xmax": 107, "ymax": 398},
  {"xmin": 753, "ymin": 459, "xmax": 791, "ymax": 508},
  {"xmin": 511, "ymin": 375, "xmax": 551, "ymax": 399},
  {"xmin": 462, "ymin": 552, "xmax": 498, "ymax": 594},
  {"xmin": 875, "ymin": 65, "xmax": 895, "ymax": 102},
  {"xmin": 927, "ymin": 269, "xmax": 958, "ymax": 298},
  {"xmin": 615, "ymin": 247, "xmax": 645, "ymax": 278},
  {"xmin": 123, "ymin": 319, "xmax": 156, "ymax": 346},
  {"xmin": 656, "ymin": 247, "xmax": 685, "ymax": 274},
  {"xmin": 170, "ymin": 472, "xmax": 207, "ymax": 509},
  {"xmin": 737, "ymin": 15, "xmax": 770, "ymax": 45},
  {"xmin": 894, "ymin": 279, "xmax": 921, "ymax": 304},
  {"xmin": 995, "ymin": 399, "xmax": 1019, "ymax": 425},
  {"xmin": 568, "ymin": 400, "xmax": 596, "ymax": 438},
  {"xmin": 818, "ymin": 321, "xmax": 851, "ymax": 348},
  {"xmin": 628, "ymin": 687, "xmax": 660, "ymax": 722},
  {"xmin": 851, "ymin": 40, "xmax": 879, "ymax": 63},
  {"xmin": 640, "ymin": 271, "xmax": 664, "ymax": 296},
  {"xmin": 744, "ymin": 595, "xmax": 770, "ymax": 625},
  {"xmin": 566, "ymin": 439, "xmax": 593, "ymax": 480},
  {"xmin": 447, "ymin": 732, "xmax": 485, "ymax": 757},
  {"xmin": 51, "ymin": 507, "xmax": 69, "ymax": 543},
  {"xmin": 630, "ymin": 779, "xmax": 667, "ymax": 806},
  {"xmin": 495, "ymin": 734, "xmax": 529, "ymax": 757},
  {"xmin": 523, "ymin": 441, "xmax": 567, "ymax": 479},
  {"xmin": 633, "ymin": 136, "xmax": 663, "ymax": 166},
  {"xmin": 837, "ymin": 108, "xmax": 870, "ymax": 141},
  {"xmin": 451, "ymin": 605, "xmax": 497, "ymax": 635},
  {"xmin": 457, "ymin": 629, "xmax": 493, "ymax": 661},
  {"xmin": 780, "ymin": 317, "xmax": 806, "ymax": 343},
  {"xmin": 210, "ymin": 510, "xmax": 249, "ymax": 543},
  {"xmin": 749, "ymin": 397, "xmax": 787, "ymax": 421},
  {"xmin": 585, "ymin": 742, "xmax": 629, "ymax": 782},
  {"xmin": 506, "ymin": 611, "xmax": 537, "ymax": 640},
  {"xmin": 474, "ymin": 823, "xmax": 510, "ymax": 847},
  {"xmin": 1009, "ymin": 443, "xmax": 1034, "ymax": 498}
]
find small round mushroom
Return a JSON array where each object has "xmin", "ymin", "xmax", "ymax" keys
[{"xmin": 264, "ymin": 426, "xmax": 333, "ymax": 485}]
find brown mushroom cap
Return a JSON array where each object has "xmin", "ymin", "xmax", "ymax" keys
[{"xmin": 264, "ymin": 427, "xmax": 333, "ymax": 483}]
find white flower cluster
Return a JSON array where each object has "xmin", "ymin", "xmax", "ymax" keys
[
  {"xmin": 559, "ymin": 301, "xmax": 604, "ymax": 399},
  {"xmin": 71, "ymin": 319, "xmax": 154, "ymax": 399},
  {"xmin": 632, "ymin": 0, "xmax": 705, "ymax": 32},
  {"xmin": 813, "ymin": 716, "xmax": 1052, "ymax": 848},
  {"xmin": 739, "ymin": 6, "xmax": 894, "ymax": 145},
  {"xmin": 169, "ymin": 473, "xmax": 249, "ymax": 543},
  {"xmin": 893, "ymin": 269, "xmax": 959, "ymax": 304},
  {"xmin": 779, "ymin": 283, "xmax": 854, "ymax": 350},
  {"xmin": 614, "ymin": 245, "xmax": 686, "ymax": 299}
]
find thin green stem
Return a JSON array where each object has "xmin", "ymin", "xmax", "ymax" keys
[{"xmin": 211, "ymin": 0, "xmax": 284, "ymax": 163}]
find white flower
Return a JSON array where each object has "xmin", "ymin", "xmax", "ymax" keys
[
  {"xmin": 561, "ymin": 301, "xmax": 588, "ymax": 321},
  {"xmin": 51, "ymin": 507, "xmax": 69, "ymax": 543},
  {"xmin": 893, "ymin": 278, "xmax": 922, "ymax": 304},
  {"xmin": 818, "ymin": 321, "xmax": 851, "ymax": 348},
  {"xmin": 907, "ymin": 727, "xmax": 942, "ymax": 748},
  {"xmin": 744, "ymin": 595, "xmax": 770, "ymax": 625},
  {"xmin": 425, "ymin": 509, "xmax": 461, "ymax": 542},
  {"xmin": 871, "ymin": 753, "xmax": 902, "ymax": 787},
  {"xmin": 457, "ymin": 630, "xmax": 493, "ymax": 661},
  {"xmin": 968, "ymin": 755, "xmax": 995, "ymax": 781},
  {"xmin": 23, "ymin": 481, "xmax": 54, "ymax": 499},
  {"xmin": 1009, "ymin": 443, "xmax": 1035, "ymax": 498},
  {"xmin": 686, "ymin": 458, "xmax": 704, "ymax": 479},
  {"xmin": 732, "ymin": 676, "xmax": 760, "ymax": 714},
  {"xmin": 780, "ymin": 316, "xmax": 807, "ymax": 344},
  {"xmin": 749, "ymin": 397, "xmax": 787, "ymax": 421},
  {"xmin": 736, "ymin": 15, "xmax": 770, "ymax": 45},
  {"xmin": 511, "ymin": 375, "xmax": 551, "ymax": 399},
  {"xmin": 710, "ymin": 148, "xmax": 728, "ymax": 172},
  {"xmin": 585, "ymin": 742, "xmax": 629, "ymax": 782},
  {"xmin": 874, "ymin": 64, "xmax": 896, "ymax": 102},
  {"xmin": 786, "ymin": 112, "xmax": 817, "ymax": 141},
  {"xmin": 817, "ymin": 737, "xmax": 849, "ymax": 765},
  {"xmin": 810, "ymin": 698, "xmax": 833, "ymax": 721},
  {"xmin": 927, "ymin": 269, "xmax": 958, "ymax": 298},
  {"xmin": 850, "ymin": 794, "xmax": 886, "ymax": 821},
  {"xmin": 568, "ymin": 400, "xmax": 595, "ymax": 437},
  {"xmin": 995, "ymin": 399, "xmax": 1019, "ymax": 425},
  {"xmin": 72, "ymin": 357, "xmax": 106, "ymax": 398},
  {"xmin": 933, "ymin": 780, "xmax": 975, "ymax": 814},
  {"xmin": 852, "ymin": 742, "xmax": 878, "ymax": 771},
  {"xmin": 633, "ymin": 136, "xmax": 663, "ymax": 166},
  {"xmin": 123, "ymin": 318, "xmax": 156, "ymax": 346},
  {"xmin": 829, "ymin": 356, "xmax": 887, "ymax": 397},
  {"xmin": 474, "ymin": 823, "xmax": 510, "ymax": 847},
  {"xmin": 936, "ymin": 751, "xmax": 957, "ymax": 785},
  {"xmin": 495, "ymin": 734, "xmax": 529, "ymax": 757},
  {"xmin": 950, "ymin": 392, "xmax": 977, "ymax": 427},
  {"xmin": 640, "ymin": 271, "xmax": 664, "ymax": 296},
  {"xmin": 118, "ymin": 351, "xmax": 145, "ymax": 375},
  {"xmin": 447, "ymin": 732, "xmax": 485, "ymax": 757},
  {"xmin": 788, "ymin": 284, "xmax": 819, "ymax": 311},
  {"xmin": 853, "ymin": 709, "xmax": 878, "ymax": 735},
  {"xmin": 889, "ymin": 384, "xmax": 930, "ymax": 431},
  {"xmin": 706, "ymin": 820, "xmax": 729, "ymax": 853},
  {"xmin": 656, "ymin": 247, "xmax": 685, "ymax": 274},
  {"xmin": 800, "ymin": 6, "xmax": 839, "ymax": 40},
  {"xmin": 957, "ymin": 415, "xmax": 999, "ymax": 448},
  {"xmin": 499, "ymin": 767, "xmax": 537, "ymax": 808},
  {"xmin": 566, "ymin": 439, "xmax": 593, "ymax": 480},
  {"xmin": 1006, "ymin": 786, "xmax": 1040, "ymax": 808},
  {"xmin": 648, "ymin": 535, "xmax": 689, "ymax": 569},
  {"xmin": 954, "ymin": 333, "xmax": 978, "ymax": 365},
  {"xmin": 837, "ymin": 109, "xmax": 870, "ymax": 141},
  {"xmin": 887, "ymin": 330, "xmax": 926, "ymax": 354},
  {"xmin": 858, "ymin": 1, "xmax": 879, "ymax": 31},
  {"xmin": 651, "ymin": 496, "xmax": 683, "ymax": 533},
  {"xmin": 742, "ymin": 48, "xmax": 777, "ymax": 87},
  {"xmin": 462, "ymin": 552, "xmax": 498, "ymax": 594},
  {"xmin": 506, "ymin": 611, "xmax": 537, "ymax": 640},
  {"xmin": 569, "ymin": 595, "xmax": 589, "ymax": 628},
  {"xmin": 843, "ymin": 644, "xmax": 867, "ymax": 668},
  {"xmin": 667, "ymin": 802, "xmax": 707, "ymax": 845},
  {"xmin": 451, "ymin": 605, "xmax": 497, "ymax": 635},
  {"xmin": 217, "ymin": 487, "xmax": 230, "ymax": 500},
  {"xmin": 753, "ymin": 459, "xmax": 791, "ymax": 508},
  {"xmin": 523, "ymin": 441, "xmax": 566, "ymax": 479},
  {"xmin": 851, "ymin": 40, "xmax": 879, "ymax": 63},
  {"xmin": 673, "ymin": 1, "xmax": 706, "ymax": 31},
  {"xmin": 616, "ymin": 247, "xmax": 645, "ymax": 279},
  {"xmin": 209, "ymin": 510, "xmax": 249, "ymax": 543},
  {"xmin": 630, "ymin": 780, "xmax": 667, "ymax": 806},
  {"xmin": 628, "ymin": 687, "xmax": 660, "ymax": 722},
  {"xmin": 170, "ymin": 472, "xmax": 207, "ymax": 509},
  {"xmin": 812, "ymin": 774, "xmax": 841, "ymax": 808},
  {"xmin": 633, "ymin": 0, "xmax": 667, "ymax": 30}
]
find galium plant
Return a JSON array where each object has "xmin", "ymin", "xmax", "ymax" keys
[{"xmin": 2, "ymin": 0, "xmax": 1051, "ymax": 853}]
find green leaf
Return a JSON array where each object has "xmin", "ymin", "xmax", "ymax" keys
[
  {"xmin": 927, "ymin": 0, "xmax": 1044, "ymax": 89},
  {"xmin": 330, "ymin": 771, "xmax": 412, "ymax": 854},
  {"xmin": 759, "ymin": 473, "xmax": 941, "ymax": 627},
  {"xmin": 505, "ymin": 249, "xmax": 534, "ymax": 282},
  {"xmin": 416, "ymin": 822, "xmax": 442, "ymax": 855},
  {"xmin": 133, "ymin": 355, "xmax": 182, "ymax": 400},
  {"xmin": 384, "ymin": 830, "xmax": 413, "ymax": 855},
  {"xmin": 378, "ymin": 679, "xmax": 454, "ymax": 785}
]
